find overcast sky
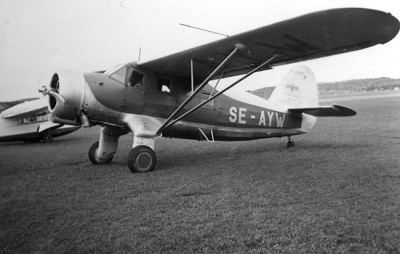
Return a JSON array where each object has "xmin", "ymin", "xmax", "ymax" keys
[{"xmin": 1, "ymin": 0, "xmax": 399, "ymax": 101}]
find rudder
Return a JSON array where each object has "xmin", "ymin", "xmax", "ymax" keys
[{"xmin": 268, "ymin": 65, "xmax": 319, "ymax": 108}]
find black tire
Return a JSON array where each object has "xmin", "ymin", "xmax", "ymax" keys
[
  {"xmin": 127, "ymin": 145, "xmax": 156, "ymax": 173},
  {"xmin": 43, "ymin": 134, "xmax": 53, "ymax": 143},
  {"xmin": 88, "ymin": 141, "xmax": 113, "ymax": 164}
]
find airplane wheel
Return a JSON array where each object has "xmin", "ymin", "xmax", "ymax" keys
[
  {"xmin": 127, "ymin": 145, "xmax": 156, "ymax": 173},
  {"xmin": 43, "ymin": 133, "xmax": 53, "ymax": 143},
  {"xmin": 88, "ymin": 141, "xmax": 113, "ymax": 164},
  {"xmin": 287, "ymin": 140, "xmax": 295, "ymax": 148}
]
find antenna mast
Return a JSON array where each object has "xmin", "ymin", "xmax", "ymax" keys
[{"xmin": 138, "ymin": 47, "xmax": 142, "ymax": 63}]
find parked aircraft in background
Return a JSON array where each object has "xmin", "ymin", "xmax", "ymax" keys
[
  {"xmin": 39, "ymin": 8, "xmax": 399, "ymax": 173},
  {"xmin": 0, "ymin": 98, "xmax": 80, "ymax": 143}
]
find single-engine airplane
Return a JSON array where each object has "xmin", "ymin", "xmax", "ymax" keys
[
  {"xmin": 0, "ymin": 98, "xmax": 80, "ymax": 143},
  {"xmin": 39, "ymin": 8, "xmax": 399, "ymax": 173}
]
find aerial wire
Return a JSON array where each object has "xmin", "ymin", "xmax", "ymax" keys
[{"xmin": 179, "ymin": 23, "xmax": 229, "ymax": 38}]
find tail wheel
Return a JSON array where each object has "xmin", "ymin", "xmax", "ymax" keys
[
  {"xmin": 287, "ymin": 140, "xmax": 295, "ymax": 148},
  {"xmin": 287, "ymin": 136, "xmax": 295, "ymax": 148},
  {"xmin": 88, "ymin": 141, "xmax": 113, "ymax": 164},
  {"xmin": 127, "ymin": 145, "xmax": 156, "ymax": 173}
]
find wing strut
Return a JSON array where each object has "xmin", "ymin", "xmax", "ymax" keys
[
  {"xmin": 199, "ymin": 128, "xmax": 215, "ymax": 142},
  {"xmin": 210, "ymin": 72, "xmax": 224, "ymax": 98},
  {"xmin": 156, "ymin": 54, "xmax": 280, "ymax": 135},
  {"xmin": 155, "ymin": 47, "xmax": 239, "ymax": 135}
]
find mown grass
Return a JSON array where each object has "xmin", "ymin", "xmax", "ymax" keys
[{"xmin": 1, "ymin": 96, "xmax": 399, "ymax": 253}]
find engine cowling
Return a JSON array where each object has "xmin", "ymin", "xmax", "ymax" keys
[{"xmin": 47, "ymin": 71, "xmax": 86, "ymax": 125}]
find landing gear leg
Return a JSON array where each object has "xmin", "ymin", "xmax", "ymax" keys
[
  {"xmin": 88, "ymin": 126, "xmax": 123, "ymax": 164},
  {"xmin": 287, "ymin": 136, "xmax": 295, "ymax": 148},
  {"xmin": 127, "ymin": 136, "xmax": 156, "ymax": 173}
]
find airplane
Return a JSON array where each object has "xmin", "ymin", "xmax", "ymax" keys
[
  {"xmin": 39, "ymin": 8, "xmax": 399, "ymax": 173},
  {"xmin": 0, "ymin": 98, "xmax": 80, "ymax": 143}
]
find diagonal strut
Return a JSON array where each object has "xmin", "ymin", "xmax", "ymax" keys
[
  {"xmin": 160, "ymin": 54, "xmax": 280, "ymax": 133},
  {"xmin": 155, "ymin": 47, "xmax": 239, "ymax": 135}
]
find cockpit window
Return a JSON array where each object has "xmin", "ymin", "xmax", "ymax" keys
[
  {"xmin": 105, "ymin": 64, "xmax": 144, "ymax": 87},
  {"xmin": 128, "ymin": 69, "xmax": 144, "ymax": 87},
  {"xmin": 104, "ymin": 64, "xmax": 124, "ymax": 76},
  {"xmin": 110, "ymin": 66, "xmax": 127, "ymax": 84}
]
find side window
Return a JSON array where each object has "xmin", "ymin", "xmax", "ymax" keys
[
  {"xmin": 128, "ymin": 70, "xmax": 144, "ymax": 88},
  {"xmin": 157, "ymin": 78, "xmax": 171, "ymax": 93},
  {"xmin": 110, "ymin": 66, "xmax": 127, "ymax": 84}
]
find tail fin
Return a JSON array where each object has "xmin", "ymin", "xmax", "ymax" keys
[
  {"xmin": 268, "ymin": 65, "xmax": 318, "ymax": 108},
  {"xmin": 268, "ymin": 65, "xmax": 356, "ymax": 132}
]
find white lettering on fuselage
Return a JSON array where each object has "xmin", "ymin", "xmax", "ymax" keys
[
  {"xmin": 238, "ymin": 108, "xmax": 246, "ymax": 124},
  {"xmin": 259, "ymin": 111, "xmax": 265, "ymax": 125},
  {"xmin": 229, "ymin": 107, "xmax": 237, "ymax": 122},
  {"xmin": 229, "ymin": 106, "xmax": 285, "ymax": 127},
  {"xmin": 267, "ymin": 111, "xmax": 274, "ymax": 126},
  {"xmin": 276, "ymin": 113, "xmax": 285, "ymax": 127}
]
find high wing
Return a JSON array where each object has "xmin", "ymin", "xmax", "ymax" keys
[
  {"xmin": 1, "ymin": 98, "xmax": 47, "ymax": 119},
  {"xmin": 138, "ymin": 8, "xmax": 399, "ymax": 83},
  {"xmin": 288, "ymin": 104, "xmax": 356, "ymax": 117}
]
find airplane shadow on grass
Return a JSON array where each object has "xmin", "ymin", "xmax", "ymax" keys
[
  {"xmin": 19, "ymin": 139, "xmax": 373, "ymax": 174},
  {"xmin": 148, "ymin": 140, "xmax": 372, "ymax": 172},
  {"xmin": 0, "ymin": 136, "xmax": 86, "ymax": 147},
  {"xmin": 29, "ymin": 137, "xmax": 372, "ymax": 173}
]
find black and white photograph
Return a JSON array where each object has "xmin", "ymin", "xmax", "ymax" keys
[{"xmin": 1, "ymin": 0, "xmax": 399, "ymax": 252}]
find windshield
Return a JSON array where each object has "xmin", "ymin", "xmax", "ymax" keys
[
  {"xmin": 104, "ymin": 63, "xmax": 143, "ymax": 86},
  {"xmin": 104, "ymin": 64, "xmax": 125, "ymax": 76}
]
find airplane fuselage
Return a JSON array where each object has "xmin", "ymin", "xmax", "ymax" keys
[{"xmin": 71, "ymin": 69, "xmax": 308, "ymax": 142}]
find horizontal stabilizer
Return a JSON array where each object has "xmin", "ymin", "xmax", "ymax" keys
[{"xmin": 288, "ymin": 104, "xmax": 356, "ymax": 117}]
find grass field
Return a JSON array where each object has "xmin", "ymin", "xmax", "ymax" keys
[{"xmin": 1, "ymin": 95, "xmax": 399, "ymax": 253}]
